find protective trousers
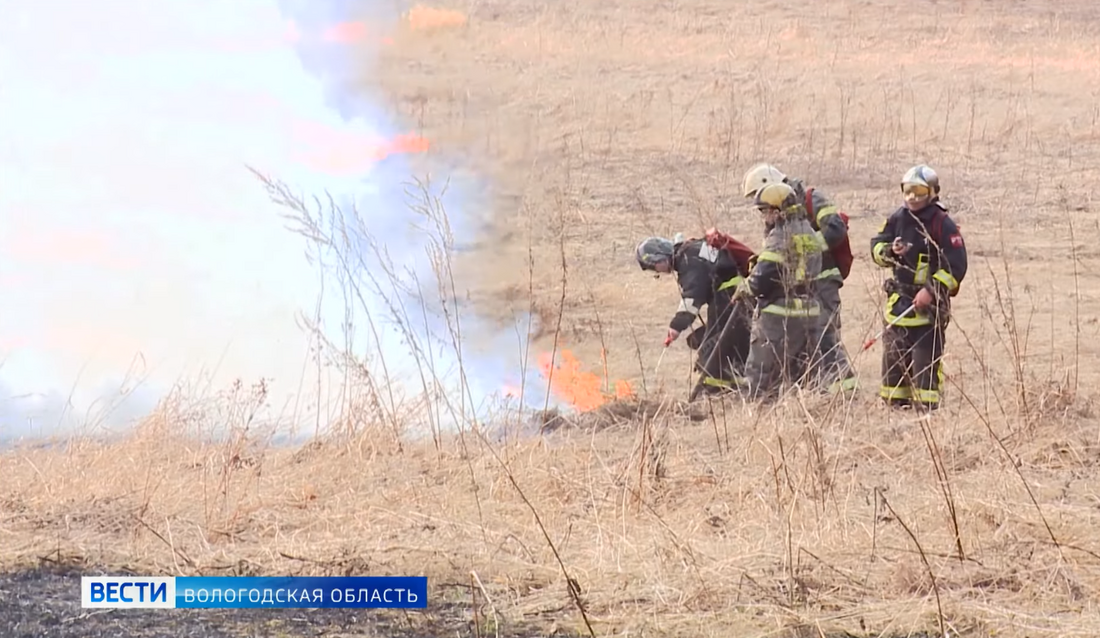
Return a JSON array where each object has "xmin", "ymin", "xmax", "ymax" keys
[
  {"xmin": 813, "ymin": 281, "xmax": 857, "ymax": 391},
  {"xmin": 880, "ymin": 322, "xmax": 946, "ymax": 408},
  {"xmin": 742, "ymin": 310, "xmax": 816, "ymax": 401},
  {"xmin": 696, "ymin": 301, "xmax": 752, "ymax": 388}
]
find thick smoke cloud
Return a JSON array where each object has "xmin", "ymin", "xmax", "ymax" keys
[{"xmin": 0, "ymin": 0, "xmax": 552, "ymax": 444}]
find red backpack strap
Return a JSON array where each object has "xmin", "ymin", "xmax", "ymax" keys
[
  {"xmin": 804, "ymin": 187, "xmax": 814, "ymax": 220},
  {"xmin": 930, "ymin": 209, "xmax": 946, "ymax": 246},
  {"xmin": 929, "ymin": 208, "xmax": 960, "ymax": 296}
]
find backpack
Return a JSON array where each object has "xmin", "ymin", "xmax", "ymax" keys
[{"xmin": 804, "ymin": 187, "xmax": 853, "ymax": 280}]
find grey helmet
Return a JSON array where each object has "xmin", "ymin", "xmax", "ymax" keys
[{"xmin": 635, "ymin": 237, "xmax": 675, "ymax": 271}]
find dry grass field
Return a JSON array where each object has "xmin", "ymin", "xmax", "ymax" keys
[{"xmin": 5, "ymin": 0, "xmax": 1100, "ymax": 636}]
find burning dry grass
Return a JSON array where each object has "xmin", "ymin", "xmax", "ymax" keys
[
  {"xmin": 532, "ymin": 395, "xmax": 707, "ymax": 435},
  {"xmin": 536, "ymin": 350, "xmax": 635, "ymax": 413}
]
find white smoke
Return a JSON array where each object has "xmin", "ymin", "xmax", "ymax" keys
[{"xmin": 0, "ymin": 0, "xmax": 554, "ymax": 444}]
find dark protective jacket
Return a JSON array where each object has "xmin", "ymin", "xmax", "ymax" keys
[
  {"xmin": 668, "ymin": 238, "xmax": 748, "ymax": 333},
  {"xmin": 869, "ymin": 200, "xmax": 968, "ymax": 327},
  {"xmin": 787, "ymin": 178, "xmax": 849, "ymax": 285}
]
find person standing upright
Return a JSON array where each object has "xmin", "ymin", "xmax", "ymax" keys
[
  {"xmin": 869, "ymin": 164, "xmax": 968, "ymax": 411},
  {"xmin": 741, "ymin": 163, "xmax": 857, "ymax": 394}
]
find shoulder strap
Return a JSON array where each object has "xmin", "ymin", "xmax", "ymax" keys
[
  {"xmin": 804, "ymin": 187, "xmax": 814, "ymax": 219},
  {"xmin": 930, "ymin": 209, "xmax": 947, "ymax": 246}
]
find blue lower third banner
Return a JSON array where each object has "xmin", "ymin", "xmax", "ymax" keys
[{"xmin": 81, "ymin": 576, "xmax": 427, "ymax": 609}]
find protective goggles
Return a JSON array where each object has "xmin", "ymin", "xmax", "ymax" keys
[{"xmin": 902, "ymin": 183, "xmax": 931, "ymax": 198}]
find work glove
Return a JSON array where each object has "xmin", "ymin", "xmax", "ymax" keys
[
  {"xmin": 685, "ymin": 325, "xmax": 707, "ymax": 350},
  {"xmin": 663, "ymin": 328, "xmax": 680, "ymax": 347}
]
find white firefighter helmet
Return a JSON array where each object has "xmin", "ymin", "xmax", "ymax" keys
[
  {"xmin": 741, "ymin": 163, "xmax": 788, "ymax": 199},
  {"xmin": 900, "ymin": 164, "xmax": 940, "ymax": 196}
]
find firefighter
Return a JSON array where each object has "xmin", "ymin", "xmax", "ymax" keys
[
  {"xmin": 869, "ymin": 164, "xmax": 967, "ymax": 410},
  {"xmin": 741, "ymin": 163, "xmax": 857, "ymax": 394},
  {"xmin": 727, "ymin": 181, "xmax": 823, "ymax": 400},
  {"xmin": 634, "ymin": 234, "xmax": 754, "ymax": 390}
]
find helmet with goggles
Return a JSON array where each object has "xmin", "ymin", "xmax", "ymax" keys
[
  {"xmin": 635, "ymin": 236, "xmax": 675, "ymax": 271},
  {"xmin": 900, "ymin": 164, "xmax": 940, "ymax": 199}
]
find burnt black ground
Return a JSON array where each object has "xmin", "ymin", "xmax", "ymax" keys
[
  {"xmin": 0, "ymin": 565, "xmax": 949, "ymax": 638},
  {"xmin": 0, "ymin": 565, "xmax": 579, "ymax": 638},
  {"xmin": 0, "ymin": 564, "xmax": 953, "ymax": 638}
]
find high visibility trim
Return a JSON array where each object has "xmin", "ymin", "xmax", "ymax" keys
[
  {"xmin": 829, "ymin": 376, "xmax": 859, "ymax": 392},
  {"xmin": 816, "ymin": 267, "xmax": 841, "ymax": 280},
  {"xmin": 678, "ymin": 297, "xmax": 700, "ymax": 314},
  {"xmin": 762, "ymin": 298, "xmax": 820, "ymax": 317},
  {"xmin": 717, "ymin": 276, "xmax": 744, "ymax": 291},
  {"xmin": 885, "ymin": 293, "xmax": 931, "ymax": 326},
  {"xmin": 793, "ymin": 233, "xmax": 823, "ymax": 254},
  {"xmin": 932, "ymin": 269, "xmax": 959, "ymax": 291},
  {"xmin": 915, "ymin": 389, "xmax": 940, "ymax": 404},
  {"xmin": 758, "ymin": 250, "xmax": 784, "ymax": 264},
  {"xmin": 872, "ymin": 242, "xmax": 893, "ymax": 267},
  {"xmin": 914, "ymin": 363, "xmax": 946, "ymax": 404},
  {"xmin": 880, "ymin": 385, "xmax": 911, "ymax": 400},
  {"xmin": 705, "ymin": 376, "xmax": 748, "ymax": 388},
  {"xmin": 703, "ymin": 377, "xmax": 732, "ymax": 388},
  {"xmin": 914, "ymin": 253, "xmax": 929, "ymax": 285},
  {"xmin": 816, "ymin": 204, "xmax": 839, "ymax": 225}
]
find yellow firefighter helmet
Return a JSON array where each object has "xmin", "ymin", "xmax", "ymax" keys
[{"xmin": 741, "ymin": 163, "xmax": 788, "ymax": 199}]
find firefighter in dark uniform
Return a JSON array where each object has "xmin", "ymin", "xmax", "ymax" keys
[
  {"xmin": 869, "ymin": 164, "xmax": 968, "ymax": 410},
  {"xmin": 635, "ymin": 234, "xmax": 754, "ymax": 390},
  {"xmin": 741, "ymin": 163, "xmax": 857, "ymax": 394},
  {"xmin": 732, "ymin": 181, "xmax": 824, "ymax": 400}
]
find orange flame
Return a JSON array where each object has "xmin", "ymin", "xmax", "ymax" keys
[
  {"xmin": 537, "ymin": 349, "xmax": 633, "ymax": 412},
  {"xmin": 291, "ymin": 121, "xmax": 430, "ymax": 174},
  {"xmin": 280, "ymin": 8, "xmax": 468, "ymax": 49}
]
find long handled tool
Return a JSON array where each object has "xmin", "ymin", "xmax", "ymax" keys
[
  {"xmin": 654, "ymin": 346, "xmax": 668, "ymax": 374},
  {"xmin": 861, "ymin": 305, "xmax": 916, "ymax": 351}
]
